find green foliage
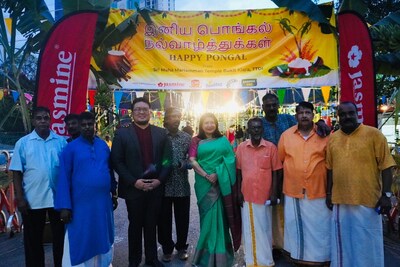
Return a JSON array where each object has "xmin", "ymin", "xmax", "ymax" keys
[
  {"xmin": 0, "ymin": 0, "xmax": 54, "ymax": 51},
  {"xmin": 370, "ymin": 6, "xmax": 400, "ymax": 76},
  {"xmin": 61, "ymin": 0, "xmax": 113, "ymax": 15},
  {"xmin": 365, "ymin": 0, "xmax": 400, "ymax": 25},
  {"xmin": 0, "ymin": 54, "xmax": 37, "ymax": 91},
  {"xmin": 61, "ymin": 0, "xmax": 112, "ymax": 38},
  {"xmin": 339, "ymin": 0, "xmax": 369, "ymax": 14},
  {"xmin": 0, "ymin": 95, "xmax": 24, "ymax": 132},
  {"xmin": 367, "ymin": 2, "xmax": 400, "ymax": 132},
  {"xmin": 93, "ymin": 13, "xmax": 139, "ymax": 49},
  {"xmin": 370, "ymin": 21, "xmax": 400, "ymax": 76},
  {"xmin": 376, "ymin": 75, "xmax": 400, "ymax": 97},
  {"xmin": 0, "ymin": 0, "xmax": 55, "ymax": 133},
  {"xmin": 371, "ymin": 23, "xmax": 400, "ymax": 53},
  {"xmin": 95, "ymin": 83, "xmax": 113, "ymax": 109},
  {"xmin": 271, "ymin": 0, "xmax": 334, "ymax": 29}
]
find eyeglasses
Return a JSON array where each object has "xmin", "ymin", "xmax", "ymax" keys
[{"xmin": 133, "ymin": 108, "xmax": 150, "ymax": 113}]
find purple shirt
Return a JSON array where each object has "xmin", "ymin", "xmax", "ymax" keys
[
  {"xmin": 133, "ymin": 123, "xmax": 153, "ymax": 169},
  {"xmin": 189, "ymin": 136, "xmax": 201, "ymax": 158}
]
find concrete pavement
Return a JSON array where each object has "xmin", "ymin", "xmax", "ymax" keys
[{"xmin": 1, "ymin": 171, "xmax": 400, "ymax": 266}]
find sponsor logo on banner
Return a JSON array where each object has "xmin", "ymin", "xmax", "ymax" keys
[
  {"xmin": 206, "ymin": 81, "xmax": 223, "ymax": 88},
  {"xmin": 191, "ymin": 80, "xmax": 201, "ymax": 88},
  {"xmin": 157, "ymin": 82, "xmax": 185, "ymax": 88},
  {"xmin": 241, "ymin": 79, "xmax": 257, "ymax": 87},
  {"xmin": 131, "ymin": 82, "xmax": 157, "ymax": 87},
  {"xmin": 346, "ymin": 45, "xmax": 365, "ymax": 122},
  {"xmin": 226, "ymin": 79, "xmax": 239, "ymax": 88}
]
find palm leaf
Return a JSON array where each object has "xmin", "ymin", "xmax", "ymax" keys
[
  {"xmin": 375, "ymin": 52, "xmax": 400, "ymax": 75},
  {"xmin": 271, "ymin": 0, "xmax": 333, "ymax": 28},
  {"xmin": 338, "ymin": 0, "xmax": 368, "ymax": 15},
  {"xmin": 299, "ymin": 20, "xmax": 312, "ymax": 38},
  {"xmin": 95, "ymin": 13, "xmax": 139, "ymax": 49},
  {"xmin": 61, "ymin": 0, "xmax": 112, "ymax": 15},
  {"xmin": 0, "ymin": 0, "xmax": 54, "ymax": 52},
  {"xmin": 60, "ymin": 0, "xmax": 112, "ymax": 36},
  {"xmin": 374, "ymin": 10, "xmax": 400, "ymax": 26},
  {"xmin": 373, "ymin": 12, "xmax": 400, "ymax": 74}
]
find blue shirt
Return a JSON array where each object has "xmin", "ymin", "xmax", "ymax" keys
[
  {"xmin": 55, "ymin": 136, "xmax": 116, "ymax": 265},
  {"xmin": 9, "ymin": 130, "xmax": 66, "ymax": 209},
  {"xmin": 262, "ymin": 114, "xmax": 297, "ymax": 145}
]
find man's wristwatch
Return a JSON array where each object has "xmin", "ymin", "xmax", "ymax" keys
[{"xmin": 383, "ymin": 192, "xmax": 393, "ymax": 198}]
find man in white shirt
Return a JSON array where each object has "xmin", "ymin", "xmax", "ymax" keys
[{"xmin": 10, "ymin": 106, "xmax": 67, "ymax": 267}]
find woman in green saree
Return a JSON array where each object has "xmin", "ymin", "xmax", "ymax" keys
[{"xmin": 189, "ymin": 113, "xmax": 241, "ymax": 267}]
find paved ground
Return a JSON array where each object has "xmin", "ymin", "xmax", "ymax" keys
[{"xmin": 1, "ymin": 171, "xmax": 400, "ymax": 266}]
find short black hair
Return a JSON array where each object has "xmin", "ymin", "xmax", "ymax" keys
[
  {"xmin": 32, "ymin": 106, "xmax": 50, "ymax": 118},
  {"xmin": 132, "ymin": 97, "xmax": 150, "ymax": 110},
  {"xmin": 163, "ymin": 107, "xmax": 181, "ymax": 127},
  {"xmin": 338, "ymin": 101, "xmax": 358, "ymax": 111},
  {"xmin": 164, "ymin": 107, "xmax": 180, "ymax": 118},
  {"xmin": 79, "ymin": 111, "xmax": 95, "ymax": 122},
  {"xmin": 295, "ymin": 101, "xmax": 314, "ymax": 113},
  {"xmin": 64, "ymin": 113, "xmax": 79, "ymax": 123},
  {"xmin": 262, "ymin": 93, "xmax": 279, "ymax": 102}
]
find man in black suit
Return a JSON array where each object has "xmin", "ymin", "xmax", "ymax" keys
[{"xmin": 111, "ymin": 97, "xmax": 172, "ymax": 267}]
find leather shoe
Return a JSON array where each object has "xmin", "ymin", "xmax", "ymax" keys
[
  {"xmin": 145, "ymin": 259, "xmax": 164, "ymax": 267},
  {"xmin": 161, "ymin": 253, "xmax": 172, "ymax": 262},
  {"xmin": 129, "ymin": 263, "xmax": 140, "ymax": 267},
  {"xmin": 272, "ymin": 248, "xmax": 283, "ymax": 260},
  {"xmin": 178, "ymin": 249, "xmax": 189, "ymax": 261}
]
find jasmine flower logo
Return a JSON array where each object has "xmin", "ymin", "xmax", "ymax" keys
[{"xmin": 348, "ymin": 45, "xmax": 362, "ymax": 68}]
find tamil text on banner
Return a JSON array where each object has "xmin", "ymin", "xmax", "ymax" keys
[
  {"xmin": 94, "ymin": 6, "xmax": 338, "ymax": 90},
  {"xmin": 338, "ymin": 11, "xmax": 376, "ymax": 127},
  {"xmin": 35, "ymin": 11, "xmax": 98, "ymax": 135}
]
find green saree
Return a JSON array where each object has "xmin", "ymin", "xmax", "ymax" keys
[{"xmin": 192, "ymin": 137, "xmax": 241, "ymax": 267}]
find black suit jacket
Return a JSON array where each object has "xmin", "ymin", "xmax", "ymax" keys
[{"xmin": 111, "ymin": 123, "xmax": 172, "ymax": 199}]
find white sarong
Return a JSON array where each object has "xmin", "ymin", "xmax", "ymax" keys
[
  {"xmin": 331, "ymin": 204, "xmax": 384, "ymax": 267},
  {"xmin": 284, "ymin": 195, "xmax": 331, "ymax": 263},
  {"xmin": 242, "ymin": 201, "xmax": 274, "ymax": 267},
  {"xmin": 62, "ymin": 229, "xmax": 114, "ymax": 267}
]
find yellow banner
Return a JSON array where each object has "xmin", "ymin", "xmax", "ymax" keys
[{"xmin": 99, "ymin": 6, "xmax": 338, "ymax": 90}]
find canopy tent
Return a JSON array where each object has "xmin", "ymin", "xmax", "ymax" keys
[{"xmin": 102, "ymin": 87, "xmax": 335, "ymax": 114}]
